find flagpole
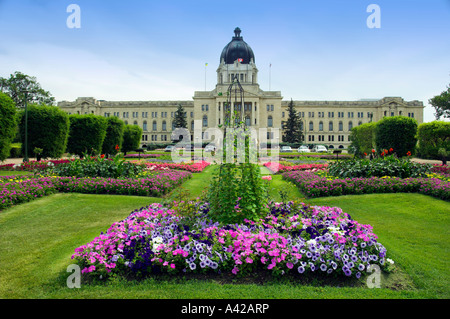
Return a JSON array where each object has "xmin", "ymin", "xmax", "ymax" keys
[{"xmin": 269, "ymin": 63, "xmax": 271, "ymax": 91}]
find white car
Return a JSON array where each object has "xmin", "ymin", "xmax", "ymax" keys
[
  {"xmin": 297, "ymin": 146, "xmax": 310, "ymax": 153},
  {"xmin": 312, "ymin": 145, "xmax": 328, "ymax": 153},
  {"xmin": 281, "ymin": 146, "xmax": 292, "ymax": 152},
  {"xmin": 204, "ymin": 145, "xmax": 216, "ymax": 152}
]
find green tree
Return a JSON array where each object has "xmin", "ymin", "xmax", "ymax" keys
[
  {"xmin": 173, "ymin": 104, "xmax": 187, "ymax": 129},
  {"xmin": 122, "ymin": 124, "xmax": 143, "ymax": 155},
  {"xmin": 18, "ymin": 104, "xmax": 70, "ymax": 159},
  {"xmin": 101, "ymin": 116, "xmax": 125, "ymax": 157},
  {"xmin": 282, "ymin": 99, "xmax": 303, "ymax": 143},
  {"xmin": 0, "ymin": 71, "xmax": 55, "ymax": 108},
  {"xmin": 375, "ymin": 116, "xmax": 418, "ymax": 157},
  {"xmin": 67, "ymin": 114, "xmax": 108, "ymax": 158},
  {"xmin": 429, "ymin": 84, "xmax": 450, "ymax": 120},
  {"xmin": 0, "ymin": 92, "xmax": 18, "ymax": 161}
]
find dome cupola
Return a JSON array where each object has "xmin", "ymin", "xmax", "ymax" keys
[{"xmin": 220, "ymin": 27, "xmax": 255, "ymax": 64}]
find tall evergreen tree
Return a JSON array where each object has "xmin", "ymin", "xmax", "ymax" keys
[
  {"xmin": 282, "ymin": 99, "xmax": 303, "ymax": 143},
  {"xmin": 173, "ymin": 104, "xmax": 187, "ymax": 128}
]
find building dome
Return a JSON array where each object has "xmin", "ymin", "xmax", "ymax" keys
[{"xmin": 220, "ymin": 27, "xmax": 255, "ymax": 64}]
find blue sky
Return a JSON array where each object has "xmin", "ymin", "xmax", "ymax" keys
[{"xmin": 0, "ymin": 0, "xmax": 449, "ymax": 122}]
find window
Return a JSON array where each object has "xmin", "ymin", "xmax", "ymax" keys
[
  {"xmin": 339, "ymin": 121, "xmax": 343, "ymax": 131},
  {"xmin": 191, "ymin": 121, "xmax": 194, "ymax": 131},
  {"xmin": 245, "ymin": 116, "xmax": 251, "ymax": 127},
  {"xmin": 143, "ymin": 121, "xmax": 147, "ymax": 131},
  {"xmin": 172, "ymin": 121, "xmax": 176, "ymax": 130},
  {"xmin": 271, "ymin": 105, "xmax": 274, "ymax": 111},
  {"xmin": 319, "ymin": 121, "xmax": 323, "ymax": 131},
  {"xmin": 328, "ymin": 112, "xmax": 334, "ymax": 118},
  {"xmin": 267, "ymin": 132, "xmax": 274, "ymax": 140},
  {"xmin": 133, "ymin": 121, "xmax": 138, "ymax": 125},
  {"xmin": 206, "ymin": 105, "xmax": 209, "ymax": 111},
  {"xmin": 142, "ymin": 112, "xmax": 148, "ymax": 118},
  {"xmin": 267, "ymin": 105, "xmax": 270, "ymax": 111},
  {"xmin": 318, "ymin": 112, "xmax": 324, "ymax": 118},
  {"xmin": 162, "ymin": 120, "xmax": 166, "ymax": 131},
  {"xmin": 268, "ymin": 116, "xmax": 273, "ymax": 127},
  {"xmin": 328, "ymin": 135, "xmax": 334, "ymax": 142},
  {"xmin": 282, "ymin": 112, "xmax": 285, "ymax": 118},
  {"xmin": 329, "ymin": 121, "xmax": 334, "ymax": 131},
  {"xmin": 348, "ymin": 121, "xmax": 353, "ymax": 131},
  {"xmin": 308, "ymin": 135, "xmax": 315, "ymax": 142},
  {"xmin": 202, "ymin": 105, "xmax": 205, "ymax": 111},
  {"xmin": 309, "ymin": 121, "xmax": 314, "ymax": 131},
  {"xmin": 152, "ymin": 121, "xmax": 157, "ymax": 131},
  {"xmin": 190, "ymin": 112, "xmax": 193, "ymax": 118},
  {"xmin": 203, "ymin": 115, "xmax": 208, "ymax": 127}
]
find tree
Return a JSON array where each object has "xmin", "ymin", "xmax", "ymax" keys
[
  {"xmin": 282, "ymin": 99, "xmax": 303, "ymax": 143},
  {"xmin": 101, "ymin": 116, "xmax": 125, "ymax": 157},
  {"xmin": 173, "ymin": 104, "xmax": 187, "ymax": 129},
  {"xmin": 429, "ymin": 84, "xmax": 450, "ymax": 120},
  {"xmin": 18, "ymin": 104, "xmax": 70, "ymax": 159},
  {"xmin": 67, "ymin": 114, "xmax": 108, "ymax": 158},
  {"xmin": 349, "ymin": 122, "xmax": 377, "ymax": 157},
  {"xmin": 0, "ymin": 71, "xmax": 55, "ymax": 108},
  {"xmin": 375, "ymin": 116, "xmax": 418, "ymax": 157},
  {"xmin": 0, "ymin": 92, "xmax": 17, "ymax": 161},
  {"xmin": 122, "ymin": 124, "xmax": 143, "ymax": 155}
]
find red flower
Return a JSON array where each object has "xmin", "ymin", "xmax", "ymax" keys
[
  {"xmin": 115, "ymin": 144, "xmax": 119, "ymax": 151},
  {"xmin": 381, "ymin": 152, "xmax": 385, "ymax": 157},
  {"xmin": 389, "ymin": 148, "xmax": 394, "ymax": 153},
  {"xmin": 371, "ymin": 149, "xmax": 375, "ymax": 153},
  {"xmin": 100, "ymin": 154, "xmax": 105, "ymax": 158},
  {"xmin": 364, "ymin": 152, "xmax": 367, "ymax": 156},
  {"xmin": 407, "ymin": 151, "xmax": 411, "ymax": 156}
]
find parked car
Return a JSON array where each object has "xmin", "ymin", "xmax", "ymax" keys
[
  {"xmin": 164, "ymin": 145, "xmax": 175, "ymax": 152},
  {"xmin": 204, "ymin": 144, "xmax": 216, "ymax": 152},
  {"xmin": 281, "ymin": 146, "xmax": 292, "ymax": 152},
  {"xmin": 297, "ymin": 145, "xmax": 310, "ymax": 153},
  {"xmin": 312, "ymin": 145, "xmax": 328, "ymax": 153}
]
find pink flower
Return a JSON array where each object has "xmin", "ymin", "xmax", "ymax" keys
[
  {"xmin": 245, "ymin": 257, "xmax": 253, "ymax": 264},
  {"xmin": 262, "ymin": 175, "xmax": 272, "ymax": 181}
]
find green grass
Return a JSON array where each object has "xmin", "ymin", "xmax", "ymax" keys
[
  {"xmin": 0, "ymin": 167, "xmax": 449, "ymax": 299},
  {"xmin": 0, "ymin": 170, "xmax": 33, "ymax": 176}
]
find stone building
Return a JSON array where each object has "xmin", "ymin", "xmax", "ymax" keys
[{"xmin": 57, "ymin": 27, "xmax": 424, "ymax": 150}]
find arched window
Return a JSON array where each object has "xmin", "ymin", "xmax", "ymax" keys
[
  {"xmin": 358, "ymin": 121, "xmax": 362, "ymax": 126},
  {"xmin": 338, "ymin": 121, "xmax": 343, "ymax": 131},
  {"xmin": 348, "ymin": 121, "xmax": 353, "ymax": 131},
  {"xmin": 152, "ymin": 121, "xmax": 157, "ymax": 131},
  {"xmin": 319, "ymin": 121, "xmax": 323, "ymax": 131},
  {"xmin": 162, "ymin": 120, "xmax": 166, "ymax": 131},
  {"xmin": 329, "ymin": 121, "xmax": 333, "ymax": 131},
  {"xmin": 203, "ymin": 115, "xmax": 208, "ymax": 127},
  {"xmin": 133, "ymin": 121, "xmax": 138, "ymax": 125},
  {"xmin": 143, "ymin": 121, "xmax": 147, "ymax": 131},
  {"xmin": 309, "ymin": 121, "xmax": 314, "ymax": 131},
  {"xmin": 268, "ymin": 116, "xmax": 273, "ymax": 127},
  {"xmin": 245, "ymin": 115, "xmax": 251, "ymax": 127}
]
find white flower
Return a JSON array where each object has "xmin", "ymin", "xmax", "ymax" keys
[
  {"xmin": 386, "ymin": 258, "xmax": 395, "ymax": 265},
  {"xmin": 307, "ymin": 239, "xmax": 317, "ymax": 246}
]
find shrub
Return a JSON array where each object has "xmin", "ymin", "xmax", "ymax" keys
[
  {"xmin": 122, "ymin": 124, "xmax": 143, "ymax": 155},
  {"xmin": 416, "ymin": 121, "xmax": 450, "ymax": 161},
  {"xmin": 101, "ymin": 116, "xmax": 124, "ymax": 157},
  {"xmin": 0, "ymin": 92, "xmax": 18, "ymax": 161},
  {"xmin": 375, "ymin": 116, "xmax": 418, "ymax": 157},
  {"xmin": 327, "ymin": 155, "xmax": 431, "ymax": 178},
  {"xmin": 67, "ymin": 114, "xmax": 108, "ymax": 158},
  {"xmin": 349, "ymin": 122, "xmax": 377, "ymax": 157},
  {"xmin": 18, "ymin": 104, "xmax": 70, "ymax": 159}
]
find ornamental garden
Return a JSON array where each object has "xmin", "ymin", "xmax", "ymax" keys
[{"xmin": 0, "ymin": 91, "xmax": 449, "ymax": 299}]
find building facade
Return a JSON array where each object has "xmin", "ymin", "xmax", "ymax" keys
[{"xmin": 58, "ymin": 28, "xmax": 424, "ymax": 150}]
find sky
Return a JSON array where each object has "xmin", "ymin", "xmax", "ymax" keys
[{"xmin": 0, "ymin": 0, "xmax": 449, "ymax": 123}]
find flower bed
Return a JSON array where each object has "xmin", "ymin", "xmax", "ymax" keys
[
  {"xmin": 281, "ymin": 154, "xmax": 352, "ymax": 159},
  {"xmin": 263, "ymin": 162, "xmax": 328, "ymax": 174},
  {"xmin": 431, "ymin": 164, "xmax": 450, "ymax": 175},
  {"xmin": 71, "ymin": 201, "xmax": 392, "ymax": 281},
  {"xmin": 0, "ymin": 170, "xmax": 191, "ymax": 210},
  {"xmin": 0, "ymin": 159, "xmax": 74, "ymax": 171},
  {"xmin": 124, "ymin": 154, "xmax": 162, "ymax": 158},
  {"xmin": 282, "ymin": 171, "xmax": 450, "ymax": 200},
  {"xmin": 144, "ymin": 161, "xmax": 211, "ymax": 173}
]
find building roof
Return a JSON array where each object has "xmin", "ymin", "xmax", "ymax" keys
[{"xmin": 220, "ymin": 27, "xmax": 255, "ymax": 64}]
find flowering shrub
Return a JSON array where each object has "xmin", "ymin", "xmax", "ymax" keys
[
  {"xmin": 0, "ymin": 170, "xmax": 191, "ymax": 210},
  {"xmin": 327, "ymin": 156, "xmax": 431, "ymax": 178},
  {"xmin": 144, "ymin": 161, "xmax": 210, "ymax": 173},
  {"xmin": 282, "ymin": 171, "xmax": 450, "ymax": 200},
  {"xmin": 431, "ymin": 164, "xmax": 450, "ymax": 175},
  {"xmin": 264, "ymin": 162, "xmax": 328, "ymax": 174},
  {"xmin": 71, "ymin": 201, "xmax": 393, "ymax": 281}
]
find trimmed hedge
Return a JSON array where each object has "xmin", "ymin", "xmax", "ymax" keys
[
  {"xmin": 122, "ymin": 124, "xmax": 143, "ymax": 155},
  {"xmin": 0, "ymin": 92, "xmax": 18, "ymax": 161},
  {"xmin": 417, "ymin": 121, "xmax": 450, "ymax": 161},
  {"xmin": 18, "ymin": 104, "xmax": 70, "ymax": 159},
  {"xmin": 102, "ymin": 116, "xmax": 125, "ymax": 157},
  {"xmin": 349, "ymin": 122, "xmax": 376, "ymax": 157},
  {"xmin": 375, "ymin": 116, "xmax": 418, "ymax": 157},
  {"xmin": 67, "ymin": 114, "xmax": 108, "ymax": 158}
]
